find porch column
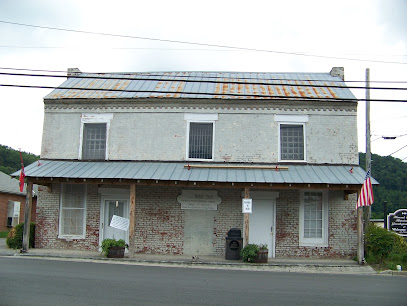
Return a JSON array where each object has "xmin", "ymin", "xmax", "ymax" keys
[
  {"xmin": 244, "ymin": 187, "xmax": 250, "ymax": 247},
  {"xmin": 21, "ymin": 182, "xmax": 33, "ymax": 252},
  {"xmin": 357, "ymin": 203, "xmax": 364, "ymax": 265},
  {"xmin": 129, "ymin": 184, "xmax": 136, "ymax": 258}
]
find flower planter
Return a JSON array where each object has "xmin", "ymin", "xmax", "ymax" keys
[
  {"xmin": 107, "ymin": 246, "xmax": 125, "ymax": 258},
  {"xmin": 253, "ymin": 249, "xmax": 268, "ymax": 263}
]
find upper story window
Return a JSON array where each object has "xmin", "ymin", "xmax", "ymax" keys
[
  {"xmin": 79, "ymin": 114, "xmax": 113, "ymax": 160},
  {"xmin": 299, "ymin": 191, "xmax": 328, "ymax": 247},
  {"xmin": 280, "ymin": 124, "xmax": 304, "ymax": 161},
  {"xmin": 185, "ymin": 113, "xmax": 218, "ymax": 161},
  {"xmin": 275, "ymin": 115, "xmax": 308, "ymax": 162},
  {"xmin": 83, "ymin": 123, "xmax": 106, "ymax": 160}
]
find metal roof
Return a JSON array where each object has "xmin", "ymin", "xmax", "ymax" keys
[
  {"xmin": 0, "ymin": 171, "xmax": 38, "ymax": 196},
  {"xmin": 18, "ymin": 160, "xmax": 377, "ymax": 186},
  {"xmin": 44, "ymin": 71, "xmax": 357, "ymax": 101}
]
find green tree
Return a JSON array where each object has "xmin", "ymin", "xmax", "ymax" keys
[{"xmin": 0, "ymin": 145, "xmax": 39, "ymax": 175}]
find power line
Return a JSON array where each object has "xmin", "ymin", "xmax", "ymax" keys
[
  {"xmin": 2, "ymin": 83, "xmax": 407, "ymax": 103},
  {"xmin": 387, "ymin": 144, "xmax": 407, "ymax": 157},
  {"xmin": 1, "ymin": 71, "xmax": 407, "ymax": 92},
  {"xmin": 2, "ymin": 66, "xmax": 407, "ymax": 84},
  {"xmin": 1, "ymin": 20, "xmax": 406, "ymax": 66}
]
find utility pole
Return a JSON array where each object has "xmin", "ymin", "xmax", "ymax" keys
[{"xmin": 365, "ymin": 68, "xmax": 372, "ymax": 229}]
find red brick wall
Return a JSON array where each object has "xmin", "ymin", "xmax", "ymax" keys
[
  {"xmin": 36, "ymin": 184, "xmax": 357, "ymax": 258},
  {"xmin": 36, "ymin": 184, "xmax": 100, "ymax": 251},
  {"xmin": 0, "ymin": 192, "xmax": 37, "ymax": 232},
  {"xmin": 275, "ymin": 190, "xmax": 357, "ymax": 258}
]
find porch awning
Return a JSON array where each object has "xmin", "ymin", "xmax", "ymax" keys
[{"xmin": 16, "ymin": 160, "xmax": 378, "ymax": 186}]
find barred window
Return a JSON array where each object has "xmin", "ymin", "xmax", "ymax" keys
[
  {"xmin": 280, "ymin": 124, "xmax": 304, "ymax": 161},
  {"xmin": 82, "ymin": 123, "xmax": 106, "ymax": 160},
  {"xmin": 188, "ymin": 122, "xmax": 213, "ymax": 160},
  {"xmin": 60, "ymin": 184, "xmax": 86, "ymax": 237}
]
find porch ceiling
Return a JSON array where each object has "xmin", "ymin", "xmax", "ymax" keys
[{"xmin": 15, "ymin": 160, "xmax": 377, "ymax": 188}]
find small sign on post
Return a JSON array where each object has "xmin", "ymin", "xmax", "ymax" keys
[
  {"xmin": 242, "ymin": 198, "xmax": 252, "ymax": 214},
  {"xmin": 110, "ymin": 215, "xmax": 130, "ymax": 231}
]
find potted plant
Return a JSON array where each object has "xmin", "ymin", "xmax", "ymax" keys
[
  {"xmin": 255, "ymin": 244, "xmax": 269, "ymax": 263},
  {"xmin": 101, "ymin": 238, "xmax": 128, "ymax": 258},
  {"xmin": 240, "ymin": 243, "xmax": 268, "ymax": 263}
]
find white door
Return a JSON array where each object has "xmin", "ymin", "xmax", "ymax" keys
[
  {"xmin": 103, "ymin": 200, "xmax": 129, "ymax": 242},
  {"xmin": 183, "ymin": 210, "xmax": 215, "ymax": 256},
  {"xmin": 249, "ymin": 199, "xmax": 275, "ymax": 258}
]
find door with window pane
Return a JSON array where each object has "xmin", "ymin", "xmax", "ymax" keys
[{"xmin": 103, "ymin": 200, "xmax": 129, "ymax": 242}]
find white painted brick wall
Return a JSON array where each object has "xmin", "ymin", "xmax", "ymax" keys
[{"xmin": 41, "ymin": 103, "xmax": 358, "ymax": 164}]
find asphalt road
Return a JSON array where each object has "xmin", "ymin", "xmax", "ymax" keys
[{"xmin": 0, "ymin": 257, "xmax": 406, "ymax": 305}]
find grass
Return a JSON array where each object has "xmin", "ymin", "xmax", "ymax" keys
[{"xmin": 0, "ymin": 231, "xmax": 10, "ymax": 238}]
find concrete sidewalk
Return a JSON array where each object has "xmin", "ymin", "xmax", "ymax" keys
[{"xmin": 0, "ymin": 238, "xmax": 385, "ymax": 275}]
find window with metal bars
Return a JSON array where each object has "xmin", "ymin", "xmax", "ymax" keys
[
  {"xmin": 188, "ymin": 122, "xmax": 213, "ymax": 160},
  {"xmin": 280, "ymin": 124, "xmax": 304, "ymax": 161},
  {"xmin": 82, "ymin": 123, "xmax": 106, "ymax": 160}
]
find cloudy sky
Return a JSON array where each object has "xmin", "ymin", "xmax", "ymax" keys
[{"xmin": 0, "ymin": 0, "xmax": 406, "ymax": 163}]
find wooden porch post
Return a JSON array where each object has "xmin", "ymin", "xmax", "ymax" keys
[
  {"xmin": 129, "ymin": 184, "xmax": 136, "ymax": 258},
  {"xmin": 357, "ymin": 205, "xmax": 364, "ymax": 265},
  {"xmin": 244, "ymin": 187, "xmax": 250, "ymax": 247},
  {"xmin": 21, "ymin": 182, "xmax": 33, "ymax": 252}
]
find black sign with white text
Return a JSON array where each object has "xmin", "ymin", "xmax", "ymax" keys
[{"xmin": 387, "ymin": 209, "xmax": 407, "ymax": 237}]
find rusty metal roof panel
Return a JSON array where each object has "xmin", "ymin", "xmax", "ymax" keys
[{"xmin": 44, "ymin": 71, "xmax": 356, "ymax": 101}]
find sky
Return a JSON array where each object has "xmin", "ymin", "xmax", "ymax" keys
[{"xmin": 0, "ymin": 0, "xmax": 406, "ymax": 164}]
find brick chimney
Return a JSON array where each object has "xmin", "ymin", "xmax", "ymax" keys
[
  {"xmin": 330, "ymin": 67, "xmax": 344, "ymax": 81},
  {"xmin": 67, "ymin": 68, "xmax": 82, "ymax": 77}
]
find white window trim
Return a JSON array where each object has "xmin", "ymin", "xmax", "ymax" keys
[
  {"xmin": 184, "ymin": 113, "xmax": 218, "ymax": 161},
  {"xmin": 299, "ymin": 190, "xmax": 328, "ymax": 247},
  {"xmin": 58, "ymin": 184, "xmax": 87, "ymax": 240},
  {"xmin": 277, "ymin": 122, "xmax": 307, "ymax": 162},
  {"xmin": 78, "ymin": 113, "xmax": 113, "ymax": 160}
]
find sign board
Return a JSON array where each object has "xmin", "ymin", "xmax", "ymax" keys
[
  {"xmin": 110, "ymin": 215, "xmax": 129, "ymax": 231},
  {"xmin": 177, "ymin": 190, "xmax": 221, "ymax": 210},
  {"xmin": 242, "ymin": 198, "xmax": 252, "ymax": 213},
  {"xmin": 387, "ymin": 209, "xmax": 407, "ymax": 237}
]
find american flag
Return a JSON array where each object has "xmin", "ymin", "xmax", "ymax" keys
[{"xmin": 356, "ymin": 170, "xmax": 374, "ymax": 209}]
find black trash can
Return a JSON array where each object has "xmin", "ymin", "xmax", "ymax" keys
[{"xmin": 225, "ymin": 228, "xmax": 243, "ymax": 260}]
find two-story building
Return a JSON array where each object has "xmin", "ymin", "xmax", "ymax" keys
[{"xmin": 21, "ymin": 67, "xmax": 375, "ymax": 258}]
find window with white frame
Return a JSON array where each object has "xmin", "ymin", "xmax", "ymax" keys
[
  {"xmin": 299, "ymin": 191, "xmax": 328, "ymax": 247},
  {"xmin": 280, "ymin": 124, "xmax": 305, "ymax": 161},
  {"xmin": 59, "ymin": 184, "xmax": 86, "ymax": 238},
  {"xmin": 82, "ymin": 123, "xmax": 107, "ymax": 160},
  {"xmin": 79, "ymin": 113, "xmax": 113, "ymax": 160},
  {"xmin": 185, "ymin": 113, "xmax": 218, "ymax": 160},
  {"xmin": 275, "ymin": 115, "xmax": 308, "ymax": 162},
  {"xmin": 7, "ymin": 201, "xmax": 20, "ymax": 227}
]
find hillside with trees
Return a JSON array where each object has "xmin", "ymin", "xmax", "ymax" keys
[
  {"xmin": 359, "ymin": 153, "xmax": 407, "ymax": 218},
  {"xmin": 0, "ymin": 145, "xmax": 40, "ymax": 175}
]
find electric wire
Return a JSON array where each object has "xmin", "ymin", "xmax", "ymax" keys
[
  {"xmin": 1, "ymin": 67, "xmax": 407, "ymax": 84},
  {"xmin": 1, "ymin": 83, "xmax": 407, "ymax": 103},
  {"xmin": 1, "ymin": 71, "xmax": 407, "ymax": 92},
  {"xmin": 387, "ymin": 144, "xmax": 407, "ymax": 157},
  {"xmin": 1, "ymin": 20, "xmax": 406, "ymax": 65}
]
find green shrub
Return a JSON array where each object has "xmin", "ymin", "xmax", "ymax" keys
[
  {"xmin": 241, "ymin": 244, "xmax": 259, "ymax": 262},
  {"xmin": 6, "ymin": 223, "xmax": 35, "ymax": 249},
  {"xmin": 101, "ymin": 239, "xmax": 128, "ymax": 257},
  {"xmin": 365, "ymin": 224, "xmax": 407, "ymax": 269}
]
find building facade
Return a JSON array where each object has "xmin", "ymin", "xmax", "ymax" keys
[{"xmin": 22, "ymin": 67, "xmax": 373, "ymax": 258}]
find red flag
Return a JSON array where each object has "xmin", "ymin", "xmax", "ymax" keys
[
  {"xmin": 356, "ymin": 170, "xmax": 374, "ymax": 209},
  {"xmin": 19, "ymin": 150, "xmax": 25, "ymax": 192}
]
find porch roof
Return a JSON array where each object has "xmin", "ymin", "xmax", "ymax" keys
[{"xmin": 17, "ymin": 160, "xmax": 378, "ymax": 186}]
